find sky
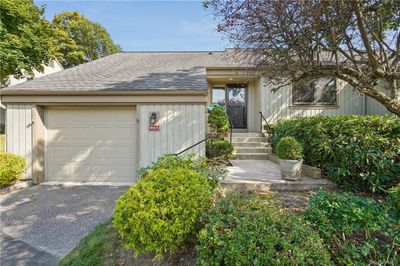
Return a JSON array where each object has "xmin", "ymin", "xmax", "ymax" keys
[{"xmin": 35, "ymin": 0, "xmax": 230, "ymax": 51}]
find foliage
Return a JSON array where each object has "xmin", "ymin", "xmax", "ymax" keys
[
  {"xmin": 197, "ymin": 193, "xmax": 332, "ymax": 266},
  {"xmin": 207, "ymin": 107, "xmax": 229, "ymax": 138},
  {"xmin": 269, "ymin": 115, "xmax": 400, "ymax": 193},
  {"xmin": 205, "ymin": 0, "xmax": 400, "ymax": 115},
  {"xmin": 0, "ymin": 0, "xmax": 54, "ymax": 86},
  {"xmin": 205, "ymin": 139, "xmax": 233, "ymax": 161},
  {"xmin": 113, "ymin": 167, "xmax": 213, "ymax": 258},
  {"xmin": 304, "ymin": 191, "xmax": 399, "ymax": 265},
  {"xmin": 0, "ymin": 123, "xmax": 5, "ymax": 134},
  {"xmin": 0, "ymin": 152, "xmax": 26, "ymax": 188},
  {"xmin": 275, "ymin": 136, "xmax": 303, "ymax": 160},
  {"xmin": 137, "ymin": 154, "xmax": 225, "ymax": 189},
  {"xmin": 59, "ymin": 220, "xmax": 120, "ymax": 266},
  {"xmin": 387, "ymin": 184, "xmax": 400, "ymax": 218},
  {"xmin": 52, "ymin": 11, "xmax": 120, "ymax": 68}
]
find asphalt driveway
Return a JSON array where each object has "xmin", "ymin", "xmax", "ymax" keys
[{"xmin": 0, "ymin": 185, "xmax": 128, "ymax": 266}]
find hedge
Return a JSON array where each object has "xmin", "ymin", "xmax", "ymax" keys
[
  {"xmin": 267, "ymin": 115, "xmax": 400, "ymax": 193},
  {"xmin": 0, "ymin": 152, "xmax": 26, "ymax": 188}
]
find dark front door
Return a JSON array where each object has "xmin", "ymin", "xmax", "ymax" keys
[{"xmin": 226, "ymin": 84, "xmax": 247, "ymax": 128}]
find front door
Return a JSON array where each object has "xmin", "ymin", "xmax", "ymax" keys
[{"xmin": 226, "ymin": 84, "xmax": 247, "ymax": 128}]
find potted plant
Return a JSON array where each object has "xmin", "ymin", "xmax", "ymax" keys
[{"xmin": 276, "ymin": 136, "xmax": 303, "ymax": 180}]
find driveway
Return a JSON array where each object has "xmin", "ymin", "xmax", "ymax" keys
[{"xmin": 0, "ymin": 185, "xmax": 128, "ymax": 266}]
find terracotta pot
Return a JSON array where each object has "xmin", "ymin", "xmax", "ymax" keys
[{"xmin": 278, "ymin": 159, "xmax": 303, "ymax": 181}]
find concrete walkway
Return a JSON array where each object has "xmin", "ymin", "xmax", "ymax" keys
[
  {"xmin": 0, "ymin": 185, "xmax": 127, "ymax": 266},
  {"xmin": 223, "ymin": 160, "xmax": 334, "ymax": 192}
]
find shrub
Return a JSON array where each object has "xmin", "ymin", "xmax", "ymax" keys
[
  {"xmin": 113, "ymin": 167, "xmax": 213, "ymax": 258},
  {"xmin": 0, "ymin": 152, "xmax": 26, "ymax": 188},
  {"xmin": 275, "ymin": 136, "xmax": 303, "ymax": 160},
  {"xmin": 205, "ymin": 139, "xmax": 233, "ymax": 160},
  {"xmin": 137, "ymin": 154, "xmax": 225, "ymax": 188},
  {"xmin": 304, "ymin": 191, "xmax": 399, "ymax": 265},
  {"xmin": 387, "ymin": 184, "xmax": 400, "ymax": 218},
  {"xmin": 269, "ymin": 115, "xmax": 400, "ymax": 193},
  {"xmin": 207, "ymin": 107, "xmax": 229, "ymax": 138},
  {"xmin": 197, "ymin": 193, "xmax": 332, "ymax": 266}
]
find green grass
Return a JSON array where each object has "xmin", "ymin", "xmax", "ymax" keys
[
  {"xmin": 0, "ymin": 134, "xmax": 4, "ymax": 151},
  {"xmin": 59, "ymin": 220, "xmax": 120, "ymax": 266}
]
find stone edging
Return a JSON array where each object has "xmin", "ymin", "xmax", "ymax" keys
[
  {"xmin": 267, "ymin": 154, "xmax": 322, "ymax": 179},
  {"xmin": 0, "ymin": 180, "xmax": 33, "ymax": 194}
]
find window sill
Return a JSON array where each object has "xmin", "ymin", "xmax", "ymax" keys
[{"xmin": 289, "ymin": 105, "xmax": 339, "ymax": 109}]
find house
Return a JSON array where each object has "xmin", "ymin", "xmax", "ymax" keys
[
  {"xmin": 0, "ymin": 59, "xmax": 64, "ymax": 130},
  {"xmin": 0, "ymin": 50, "xmax": 391, "ymax": 184}
]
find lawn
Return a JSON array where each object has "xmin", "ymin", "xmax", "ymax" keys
[{"xmin": 0, "ymin": 134, "xmax": 4, "ymax": 151}]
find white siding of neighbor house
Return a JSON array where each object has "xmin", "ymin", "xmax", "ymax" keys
[
  {"xmin": 138, "ymin": 104, "xmax": 206, "ymax": 167},
  {"xmin": 261, "ymin": 78, "xmax": 366, "ymax": 124},
  {"xmin": 365, "ymin": 86, "xmax": 392, "ymax": 116},
  {"xmin": 5, "ymin": 104, "xmax": 32, "ymax": 179}
]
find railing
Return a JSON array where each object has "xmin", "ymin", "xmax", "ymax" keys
[
  {"xmin": 174, "ymin": 136, "xmax": 212, "ymax": 156},
  {"xmin": 259, "ymin": 111, "xmax": 269, "ymax": 130},
  {"xmin": 226, "ymin": 111, "xmax": 234, "ymax": 143}
]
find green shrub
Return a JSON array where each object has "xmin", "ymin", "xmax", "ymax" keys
[
  {"xmin": 197, "ymin": 193, "xmax": 332, "ymax": 266},
  {"xmin": 113, "ymin": 167, "xmax": 213, "ymax": 258},
  {"xmin": 275, "ymin": 136, "xmax": 303, "ymax": 160},
  {"xmin": 0, "ymin": 152, "xmax": 26, "ymax": 188},
  {"xmin": 304, "ymin": 191, "xmax": 399, "ymax": 265},
  {"xmin": 207, "ymin": 107, "xmax": 229, "ymax": 138},
  {"xmin": 205, "ymin": 139, "xmax": 233, "ymax": 160},
  {"xmin": 137, "ymin": 154, "xmax": 225, "ymax": 188},
  {"xmin": 269, "ymin": 115, "xmax": 400, "ymax": 193},
  {"xmin": 387, "ymin": 184, "xmax": 400, "ymax": 218}
]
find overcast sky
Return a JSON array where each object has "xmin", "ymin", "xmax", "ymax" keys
[{"xmin": 35, "ymin": 0, "xmax": 230, "ymax": 51}]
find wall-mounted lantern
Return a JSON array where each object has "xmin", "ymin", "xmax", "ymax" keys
[{"xmin": 149, "ymin": 112, "xmax": 160, "ymax": 131}]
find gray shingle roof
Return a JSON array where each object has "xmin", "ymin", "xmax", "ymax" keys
[{"xmin": 2, "ymin": 51, "xmax": 248, "ymax": 93}]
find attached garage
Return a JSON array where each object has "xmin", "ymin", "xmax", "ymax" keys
[{"xmin": 45, "ymin": 107, "xmax": 137, "ymax": 183}]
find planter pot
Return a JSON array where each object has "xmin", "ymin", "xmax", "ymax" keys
[{"xmin": 279, "ymin": 159, "xmax": 303, "ymax": 181}]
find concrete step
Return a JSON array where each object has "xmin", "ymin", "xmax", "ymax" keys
[
  {"xmin": 234, "ymin": 147, "xmax": 272, "ymax": 154},
  {"xmin": 221, "ymin": 178, "xmax": 336, "ymax": 192},
  {"xmin": 233, "ymin": 153, "xmax": 271, "ymax": 160},
  {"xmin": 231, "ymin": 137, "xmax": 266, "ymax": 143},
  {"xmin": 231, "ymin": 132, "xmax": 264, "ymax": 137},
  {"xmin": 232, "ymin": 142, "xmax": 270, "ymax": 148}
]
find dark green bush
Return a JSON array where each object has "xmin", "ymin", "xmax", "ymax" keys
[
  {"xmin": 304, "ymin": 191, "xmax": 399, "ymax": 265},
  {"xmin": 207, "ymin": 107, "xmax": 229, "ymax": 138},
  {"xmin": 137, "ymin": 154, "xmax": 226, "ymax": 188},
  {"xmin": 268, "ymin": 115, "xmax": 400, "ymax": 193},
  {"xmin": 205, "ymin": 139, "xmax": 233, "ymax": 160},
  {"xmin": 276, "ymin": 136, "xmax": 303, "ymax": 160},
  {"xmin": 387, "ymin": 184, "xmax": 400, "ymax": 218},
  {"xmin": 114, "ymin": 167, "xmax": 213, "ymax": 258},
  {"xmin": 197, "ymin": 193, "xmax": 332, "ymax": 266},
  {"xmin": 0, "ymin": 152, "xmax": 26, "ymax": 188}
]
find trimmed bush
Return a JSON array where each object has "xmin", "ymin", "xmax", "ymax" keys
[
  {"xmin": 205, "ymin": 139, "xmax": 233, "ymax": 160},
  {"xmin": 113, "ymin": 167, "xmax": 213, "ymax": 258},
  {"xmin": 276, "ymin": 136, "xmax": 303, "ymax": 160},
  {"xmin": 197, "ymin": 193, "xmax": 332, "ymax": 266},
  {"xmin": 0, "ymin": 152, "xmax": 26, "ymax": 188},
  {"xmin": 207, "ymin": 107, "xmax": 229, "ymax": 138},
  {"xmin": 304, "ymin": 191, "xmax": 399, "ymax": 265},
  {"xmin": 268, "ymin": 115, "xmax": 400, "ymax": 193}
]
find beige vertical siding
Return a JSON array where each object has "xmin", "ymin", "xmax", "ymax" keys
[
  {"xmin": 5, "ymin": 104, "xmax": 32, "ymax": 179},
  {"xmin": 365, "ymin": 86, "xmax": 392, "ymax": 115},
  {"xmin": 138, "ymin": 104, "xmax": 206, "ymax": 167},
  {"xmin": 261, "ymin": 78, "xmax": 365, "ymax": 124}
]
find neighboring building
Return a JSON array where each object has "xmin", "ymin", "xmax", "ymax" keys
[
  {"xmin": 0, "ymin": 50, "xmax": 392, "ymax": 184},
  {"xmin": 0, "ymin": 59, "xmax": 64, "ymax": 129}
]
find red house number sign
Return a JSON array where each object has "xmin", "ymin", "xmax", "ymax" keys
[{"xmin": 149, "ymin": 112, "xmax": 160, "ymax": 131}]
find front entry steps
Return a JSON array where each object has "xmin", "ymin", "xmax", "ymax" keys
[
  {"xmin": 229, "ymin": 132, "xmax": 272, "ymax": 160},
  {"xmin": 222, "ymin": 160, "xmax": 335, "ymax": 192}
]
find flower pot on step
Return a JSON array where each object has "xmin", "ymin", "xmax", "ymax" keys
[{"xmin": 279, "ymin": 159, "xmax": 303, "ymax": 181}]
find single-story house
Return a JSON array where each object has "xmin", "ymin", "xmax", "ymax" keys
[{"xmin": 0, "ymin": 49, "xmax": 391, "ymax": 184}]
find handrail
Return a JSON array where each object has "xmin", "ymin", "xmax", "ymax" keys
[
  {"xmin": 259, "ymin": 111, "xmax": 269, "ymax": 129},
  {"xmin": 226, "ymin": 111, "xmax": 234, "ymax": 143},
  {"xmin": 174, "ymin": 136, "xmax": 213, "ymax": 156}
]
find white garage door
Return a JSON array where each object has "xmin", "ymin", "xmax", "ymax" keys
[{"xmin": 45, "ymin": 107, "xmax": 137, "ymax": 183}]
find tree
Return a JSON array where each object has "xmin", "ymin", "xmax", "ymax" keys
[
  {"xmin": 52, "ymin": 11, "xmax": 121, "ymax": 68},
  {"xmin": 205, "ymin": 0, "xmax": 400, "ymax": 116},
  {"xmin": 0, "ymin": 0, "xmax": 54, "ymax": 86}
]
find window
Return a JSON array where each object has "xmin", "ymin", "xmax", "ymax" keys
[
  {"xmin": 212, "ymin": 88, "xmax": 226, "ymax": 106},
  {"xmin": 292, "ymin": 77, "xmax": 337, "ymax": 105}
]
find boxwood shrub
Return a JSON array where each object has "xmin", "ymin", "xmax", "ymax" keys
[
  {"xmin": 197, "ymin": 193, "xmax": 332, "ymax": 266},
  {"xmin": 276, "ymin": 136, "xmax": 303, "ymax": 160},
  {"xmin": 205, "ymin": 138, "xmax": 233, "ymax": 160},
  {"xmin": 113, "ymin": 167, "xmax": 213, "ymax": 258},
  {"xmin": 268, "ymin": 115, "xmax": 400, "ymax": 193},
  {"xmin": 304, "ymin": 191, "xmax": 399, "ymax": 265},
  {"xmin": 207, "ymin": 107, "xmax": 229, "ymax": 138},
  {"xmin": 0, "ymin": 152, "xmax": 26, "ymax": 188}
]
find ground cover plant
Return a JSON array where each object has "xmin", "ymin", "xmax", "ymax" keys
[{"xmin": 267, "ymin": 115, "xmax": 400, "ymax": 193}]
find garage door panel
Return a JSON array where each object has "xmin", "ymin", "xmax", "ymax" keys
[{"xmin": 46, "ymin": 107, "xmax": 137, "ymax": 183}]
